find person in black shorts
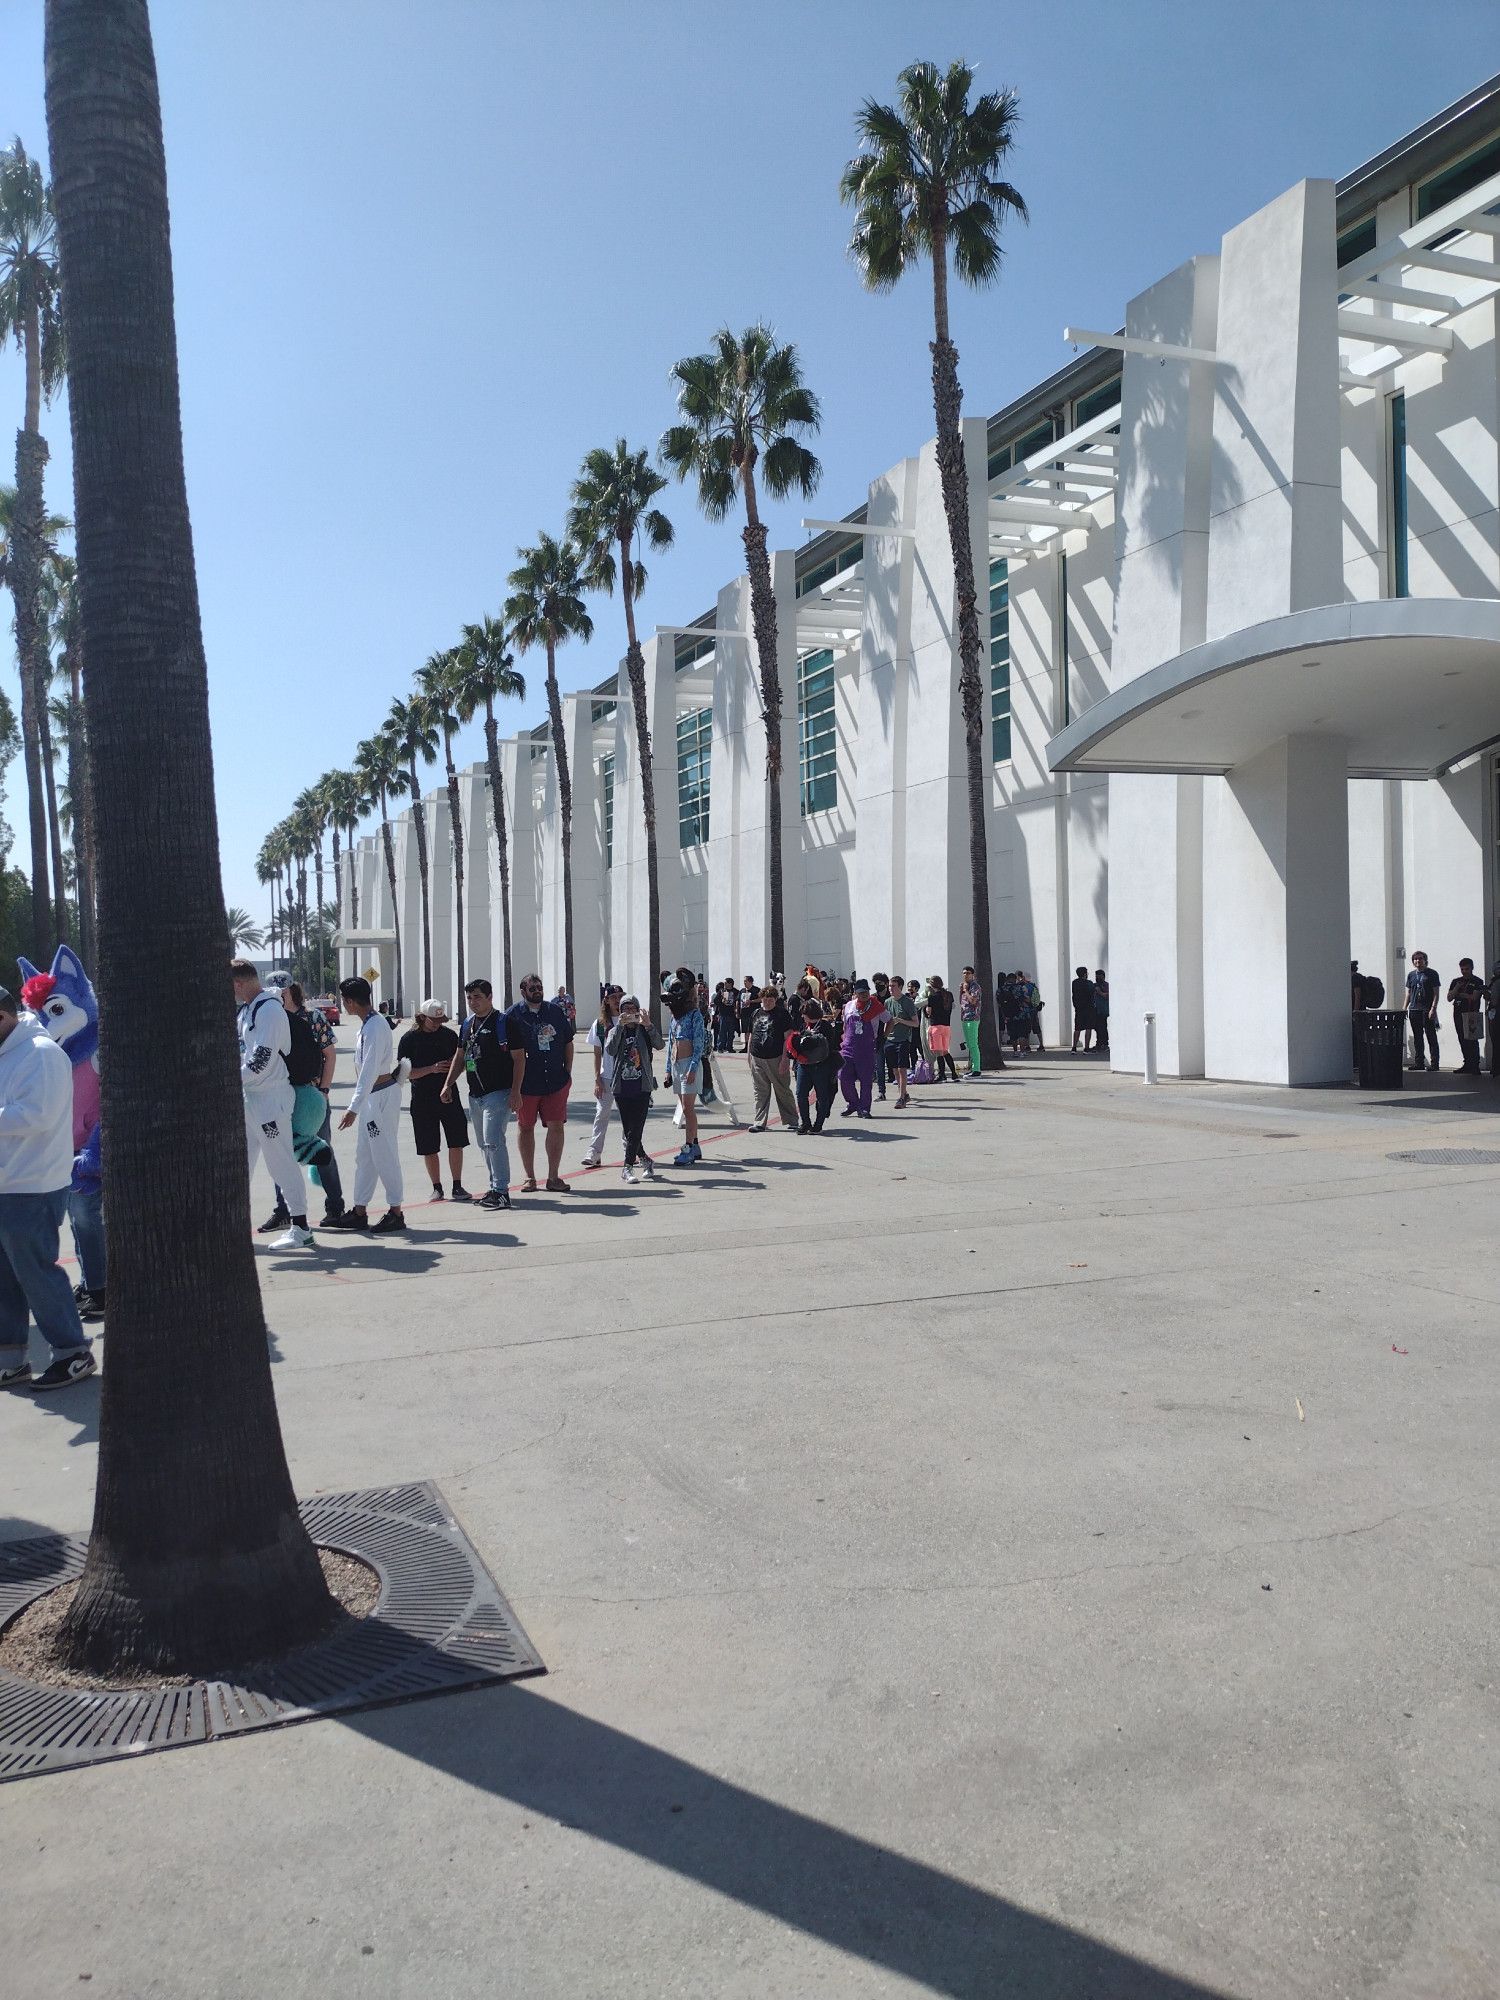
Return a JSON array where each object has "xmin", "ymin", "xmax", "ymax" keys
[{"xmin": 397, "ymin": 999, "xmax": 471, "ymax": 1200}]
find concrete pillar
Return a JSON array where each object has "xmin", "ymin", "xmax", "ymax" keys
[
  {"xmin": 506, "ymin": 735, "xmax": 542, "ymax": 990},
  {"xmin": 707, "ymin": 581, "xmax": 751, "ymax": 981},
  {"xmin": 615, "ymin": 634, "xmax": 685, "ymax": 1003},
  {"xmin": 852, "ymin": 458, "xmax": 919, "ymax": 975},
  {"xmin": 1108, "ymin": 253, "xmax": 1220, "ymax": 1076},
  {"xmin": 1201, "ymin": 178, "xmax": 1348, "ymax": 1082},
  {"xmin": 1203, "ymin": 734, "xmax": 1350, "ymax": 1083},
  {"xmin": 427, "ymin": 787, "xmax": 454, "ymax": 1010}
]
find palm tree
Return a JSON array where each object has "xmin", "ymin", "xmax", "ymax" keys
[
  {"xmin": 354, "ymin": 730, "xmax": 410, "ymax": 1013},
  {"xmin": 0, "ymin": 139, "xmax": 67, "ymax": 959},
  {"xmin": 415, "ymin": 647, "xmax": 469, "ymax": 996},
  {"xmin": 45, "ymin": 0, "xmax": 334, "ymax": 1674},
  {"xmin": 386, "ymin": 694, "xmax": 438, "ymax": 998},
  {"xmin": 455, "ymin": 615, "xmax": 525, "ymax": 1004},
  {"xmin": 317, "ymin": 767, "xmax": 365, "ymax": 944},
  {"xmin": 841, "ymin": 60, "xmax": 1026, "ymax": 1069},
  {"xmin": 49, "ymin": 557, "xmax": 94, "ymax": 961},
  {"xmin": 568, "ymin": 441, "xmax": 674, "ymax": 1027},
  {"xmin": 292, "ymin": 781, "xmax": 330, "ymax": 993},
  {"xmin": 505, "ymin": 533, "xmax": 593, "ymax": 998},
  {"xmin": 225, "ymin": 905, "xmax": 264, "ymax": 953},
  {"xmin": 255, "ymin": 838, "xmax": 282, "ymax": 966},
  {"xmin": 661, "ymin": 326, "xmax": 820, "ymax": 977},
  {"xmin": 287, "ymin": 800, "xmax": 316, "ymax": 972}
]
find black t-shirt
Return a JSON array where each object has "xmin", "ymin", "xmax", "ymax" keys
[
  {"xmin": 749, "ymin": 1002, "xmax": 795, "ymax": 1058},
  {"xmin": 738, "ymin": 988, "xmax": 760, "ymax": 1026},
  {"xmin": 925, "ymin": 988, "xmax": 954, "ymax": 1027},
  {"xmin": 1071, "ymin": 975, "xmax": 1096, "ymax": 1014},
  {"xmin": 397, "ymin": 1024, "xmax": 458, "ymax": 1102},
  {"xmin": 458, "ymin": 1010, "xmax": 515, "ymax": 1095}
]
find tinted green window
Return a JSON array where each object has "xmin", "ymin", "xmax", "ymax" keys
[
  {"xmin": 1073, "ymin": 378, "xmax": 1121, "ymax": 427},
  {"xmin": 599, "ymin": 754, "xmax": 614, "ymax": 869},
  {"xmin": 987, "ymin": 418, "xmax": 1054, "ymax": 484},
  {"xmin": 676, "ymin": 710, "xmax": 712, "ymax": 847},
  {"xmin": 990, "ymin": 558, "xmax": 1011, "ymax": 764},
  {"xmin": 1389, "ymin": 391, "xmax": 1409, "ymax": 599},
  {"xmin": 1337, "ymin": 216, "xmax": 1377, "ymax": 265},
  {"xmin": 799, "ymin": 649, "xmax": 837, "ymax": 815},
  {"xmin": 1416, "ymin": 136, "xmax": 1500, "ymax": 219},
  {"xmin": 796, "ymin": 538, "xmax": 862, "ymax": 597},
  {"xmin": 674, "ymin": 632, "xmax": 715, "ymax": 673}
]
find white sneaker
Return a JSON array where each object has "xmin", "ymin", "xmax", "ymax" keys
[
  {"xmin": 640, "ymin": 1159, "xmax": 657, "ymax": 1180},
  {"xmin": 271, "ymin": 1225, "xmax": 315, "ymax": 1250},
  {"xmin": 621, "ymin": 1164, "xmax": 638, "ymax": 1183}
]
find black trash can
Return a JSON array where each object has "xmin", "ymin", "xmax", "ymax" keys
[{"xmin": 1354, "ymin": 1009, "xmax": 1404, "ymax": 1089}]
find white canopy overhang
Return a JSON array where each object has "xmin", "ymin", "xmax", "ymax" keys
[{"xmin": 1045, "ymin": 597, "xmax": 1500, "ymax": 781}]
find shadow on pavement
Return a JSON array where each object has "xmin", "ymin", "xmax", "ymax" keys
[{"xmin": 347, "ymin": 1683, "xmax": 1236, "ymax": 2000}]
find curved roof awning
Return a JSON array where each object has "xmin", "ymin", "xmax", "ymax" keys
[{"xmin": 1046, "ymin": 598, "xmax": 1500, "ymax": 780}]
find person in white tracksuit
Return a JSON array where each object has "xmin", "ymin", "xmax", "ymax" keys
[
  {"xmin": 327, "ymin": 976, "xmax": 405, "ymax": 1233},
  {"xmin": 232, "ymin": 961, "xmax": 313, "ymax": 1249}
]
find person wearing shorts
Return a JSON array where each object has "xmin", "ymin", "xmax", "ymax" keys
[
  {"xmin": 506, "ymin": 972, "xmax": 574, "ymax": 1192},
  {"xmin": 924, "ymin": 977, "xmax": 958, "ymax": 1081},
  {"xmin": 397, "ymin": 999, "xmax": 470, "ymax": 1201},
  {"xmin": 666, "ymin": 982, "xmax": 706, "ymax": 1165}
]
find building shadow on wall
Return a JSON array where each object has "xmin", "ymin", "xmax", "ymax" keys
[{"xmin": 347, "ymin": 1683, "xmax": 1237, "ymax": 2000}]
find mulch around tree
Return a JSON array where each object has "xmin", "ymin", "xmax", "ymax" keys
[{"xmin": 0, "ymin": 1548, "xmax": 379, "ymax": 1692}]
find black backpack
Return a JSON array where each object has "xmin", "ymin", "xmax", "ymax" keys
[
  {"xmin": 1361, "ymin": 973, "xmax": 1385, "ymax": 1009},
  {"xmin": 285, "ymin": 1007, "xmax": 322, "ymax": 1087}
]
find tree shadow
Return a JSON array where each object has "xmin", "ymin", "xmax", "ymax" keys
[{"xmin": 343, "ymin": 1683, "xmax": 1236, "ymax": 2000}]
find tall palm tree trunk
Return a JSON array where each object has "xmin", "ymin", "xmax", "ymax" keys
[
  {"xmin": 11, "ymin": 413, "xmax": 53, "ymax": 957},
  {"xmin": 311, "ymin": 836, "xmax": 325, "ymax": 991},
  {"xmin": 620, "ymin": 550, "xmax": 661, "ymax": 1030},
  {"xmin": 378, "ymin": 806, "xmax": 404, "ymax": 1013},
  {"xmin": 329, "ymin": 819, "xmax": 342, "ymax": 964},
  {"xmin": 407, "ymin": 757, "xmax": 432, "ymax": 999},
  {"xmin": 46, "ymin": 0, "xmax": 334, "ymax": 1675},
  {"xmin": 70, "ymin": 661, "xmax": 96, "ymax": 963},
  {"xmin": 483, "ymin": 702, "xmax": 513, "ymax": 1005},
  {"xmin": 929, "ymin": 229, "xmax": 1000, "ymax": 1069},
  {"xmin": 40, "ymin": 688, "xmax": 70, "ymax": 943},
  {"xmin": 343, "ymin": 820, "xmax": 359, "ymax": 929},
  {"xmin": 444, "ymin": 748, "xmax": 465, "ymax": 998},
  {"xmin": 739, "ymin": 462, "xmax": 784, "ymax": 979},
  {"xmin": 543, "ymin": 637, "xmax": 574, "ymax": 999}
]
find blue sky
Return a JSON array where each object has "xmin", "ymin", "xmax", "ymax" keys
[{"xmin": 0, "ymin": 0, "xmax": 1492, "ymax": 935}]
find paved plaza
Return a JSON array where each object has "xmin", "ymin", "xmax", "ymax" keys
[{"xmin": 3, "ymin": 1037, "xmax": 1499, "ymax": 1998}]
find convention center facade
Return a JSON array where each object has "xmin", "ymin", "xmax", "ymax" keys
[{"xmin": 339, "ymin": 75, "xmax": 1500, "ymax": 1084}]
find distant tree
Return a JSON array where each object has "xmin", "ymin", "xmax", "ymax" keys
[
  {"xmin": 46, "ymin": 0, "xmax": 335, "ymax": 1673},
  {"xmin": 386, "ymin": 694, "xmax": 438, "ymax": 998},
  {"xmin": 841, "ymin": 59, "xmax": 1026, "ymax": 1068},
  {"xmin": 661, "ymin": 327, "xmax": 820, "ymax": 976},
  {"xmin": 354, "ymin": 730, "xmax": 410, "ymax": 1013},
  {"xmin": 454, "ymin": 615, "xmax": 525, "ymax": 1004},
  {"xmin": 225, "ymin": 904, "xmax": 264, "ymax": 953},
  {"xmin": 292, "ymin": 782, "xmax": 330, "ymax": 993},
  {"xmin": 505, "ymin": 533, "xmax": 593, "ymax": 998},
  {"xmin": 416, "ymin": 647, "xmax": 470, "ymax": 997},
  {"xmin": 568, "ymin": 440, "xmax": 674, "ymax": 1026}
]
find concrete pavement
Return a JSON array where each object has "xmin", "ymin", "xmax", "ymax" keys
[{"xmin": 3, "ymin": 1037, "xmax": 1498, "ymax": 1997}]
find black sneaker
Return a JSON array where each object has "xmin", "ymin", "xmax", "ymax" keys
[
  {"xmin": 322, "ymin": 1209, "xmax": 369, "ymax": 1232},
  {"xmin": 479, "ymin": 1190, "xmax": 510, "ymax": 1211},
  {"xmin": 257, "ymin": 1207, "xmax": 291, "ymax": 1235},
  {"xmin": 370, "ymin": 1209, "xmax": 407, "ymax": 1234},
  {"xmin": 322, "ymin": 1204, "xmax": 346, "ymax": 1226},
  {"xmin": 0, "ymin": 1361, "xmax": 33, "ymax": 1390},
  {"xmin": 77, "ymin": 1289, "xmax": 106, "ymax": 1323},
  {"xmin": 450, "ymin": 1182, "xmax": 472, "ymax": 1203},
  {"xmin": 32, "ymin": 1350, "xmax": 97, "ymax": 1392}
]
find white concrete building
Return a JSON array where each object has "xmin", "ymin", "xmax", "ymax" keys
[{"xmin": 339, "ymin": 77, "xmax": 1500, "ymax": 1084}]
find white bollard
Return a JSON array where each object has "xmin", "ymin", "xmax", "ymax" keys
[{"xmin": 1143, "ymin": 1012, "xmax": 1158, "ymax": 1085}]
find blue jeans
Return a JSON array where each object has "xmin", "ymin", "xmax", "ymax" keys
[
  {"xmin": 68, "ymin": 1185, "xmax": 106, "ymax": 1292},
  {"xmin": 469, "ymin": 1092, "xmax": 512, "ymax": 1194},
  {"xmin": 0, "ymin": 1189, "xmax": 90, "ymax": 1366}
]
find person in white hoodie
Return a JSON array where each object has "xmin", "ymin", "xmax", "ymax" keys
[
  {"xmin": 326, "ymin": 975, "xmax": 405, "ymax": 1232},
  {"xmin": 0, "ymin": 987, "xmax": 96, "ymax": 1391},
  {"xmin": 232, "ymin": 960, "xmax": 312, "ymax": 1249}
]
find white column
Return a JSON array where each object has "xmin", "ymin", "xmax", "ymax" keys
[
  {"xmin": 506, "ymin": 735, "xmax": 542, "ymax": 989},
  {"xmin": 1201, "ymin": 178, "xmax": 1348, "ymax": 1083},
  {"xmin": 426, "ymin": 786, "xmax": 454, "ymax": 1010},
  {"xmin": 707, "ymin": 581, "xmax": 751, "ymax": 980},
  {"xmin": 1108, "ymin": 251, "xmax": 1221, "ymax": 1076},
  {"xmin": 563, "ymin": 692, "xmax": 605, "ymax": 1004},
  {"xmin": 771, "ymin": 548, "xmax": 805, "ymax": 978},
  {"xmin": 614, "ymin": 634, "xmax": 685, "ymax": 1003},
  {"xmin": 852, "ymin": 458, "xmax": 919, "ymax": 974}
]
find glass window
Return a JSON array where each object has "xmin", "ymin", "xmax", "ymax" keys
[
  {"xmin": 1389, "ymin": 391, "xmax": 1409, "ymax": 599},
  {"xmin": 1337, "ymin": 216, "xmax": 1377, "ymax": 266},
  {"xmin": 599, "ymin": 753, "xmax": 614, "ymax": 869},
  {"xmin": 676, "ymin": 709, "xmax": 712, "ymax": 847},
  {"xmin": 798, "ymin": 649, "xmax": 837, "ymax": 815},
  {"xmin": 987, "ymin": 418, "xmax": 1053, "ymax": 484},
  {"xmin": 1073, "ymin": 378, "xmax": 1121, "ymax": 428},
  {"xmin": 990, "ymin": 558, "xmax": 1011, "ymax": 763},
  {"xmin": 1058, "ymin": 551, "xmax": 1070, "ymax": 728},
  {"xmin": 1416, "ymin": 136, "xmax": 1500, "ymax": 220},
  {"xmin": 674, "ymin": 632, "xmax": 715, "ymax": 673},
  {"xmin": 796, "ymin": 537, "xmax": 862, "ymax": 597},
  {"xmin": 591, "ymin": 698, "xmax": 616, "ymax": 724}
]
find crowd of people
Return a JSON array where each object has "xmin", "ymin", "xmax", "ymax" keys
[{"xmin": 1353, "ymin": 951, "xmax": 1500, "ymax": 1076}]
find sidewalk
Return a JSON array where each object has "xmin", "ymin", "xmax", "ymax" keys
[{"xmin": 3, "ymin": 1045, "xmax": 1498, "ymax": 1997}]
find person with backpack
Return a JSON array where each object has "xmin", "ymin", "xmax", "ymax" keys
[
  {"xmin": 231, "ymin": 959, "xmax": 314, "ymax": 1249},
  {"xmin": 666, "ymin": 981, "xmax": 707, "ymax": 1166},
  {"xmin": 326, "ymin": 975, "xmax": 406, "ymax": 1233},
  {"xmin": 886, "ymin": 974, "xmax": 918, "ymax": 1107},
  {"xmin": 787, "ymin": 1000, "xmax": 836, "ymax": 1132},
  {"xmin": 605, "ymin": 995, "xmax": 663, "ymax": 1181},
  {"xmin": 746, "ymin": 985, "xmax": 798, "ymax": 1131},
  {"xmin": 581, "ymin": 985, "xmax": 624, "ymax": 1168},
  {"xmin": 442, "ymin": 977, "xmax": 519, "ymax": 1210},
  {"xmin": 924, "ymin": 977, "xmax": 959, "ymax": 1081},
  {"xmin": 1447, "ymin": 958, "xmax": 1486, "ymax": 1075},
  {"xmin": 257, "ymin": 981, "xmax": 345, "ymax": 1232}
]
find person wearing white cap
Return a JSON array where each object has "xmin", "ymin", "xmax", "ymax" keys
[
  {"xmin": 231, "ymin": 959, "xmax": 313, "ymax": 1249},
  {"xmin": 327, "ymin": 976, "xmax": 405, "ymax": 1232},
  {"xmin": 396, "ymin": 999, "xmax": 470, "ymax": 1201}
]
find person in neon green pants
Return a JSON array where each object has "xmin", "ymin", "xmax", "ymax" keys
[{"xmin": 959, "ymin": 967, "xmax": 983, "ymax": 1076}]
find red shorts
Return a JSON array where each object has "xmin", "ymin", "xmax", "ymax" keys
[
  {"xmin": 516, "ymin": 1084, "xmax": 570, "ymax": 1129},
  {"xmin": 928, "ymin": 1025, "xmax": 952, "ymax": 1053}
]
